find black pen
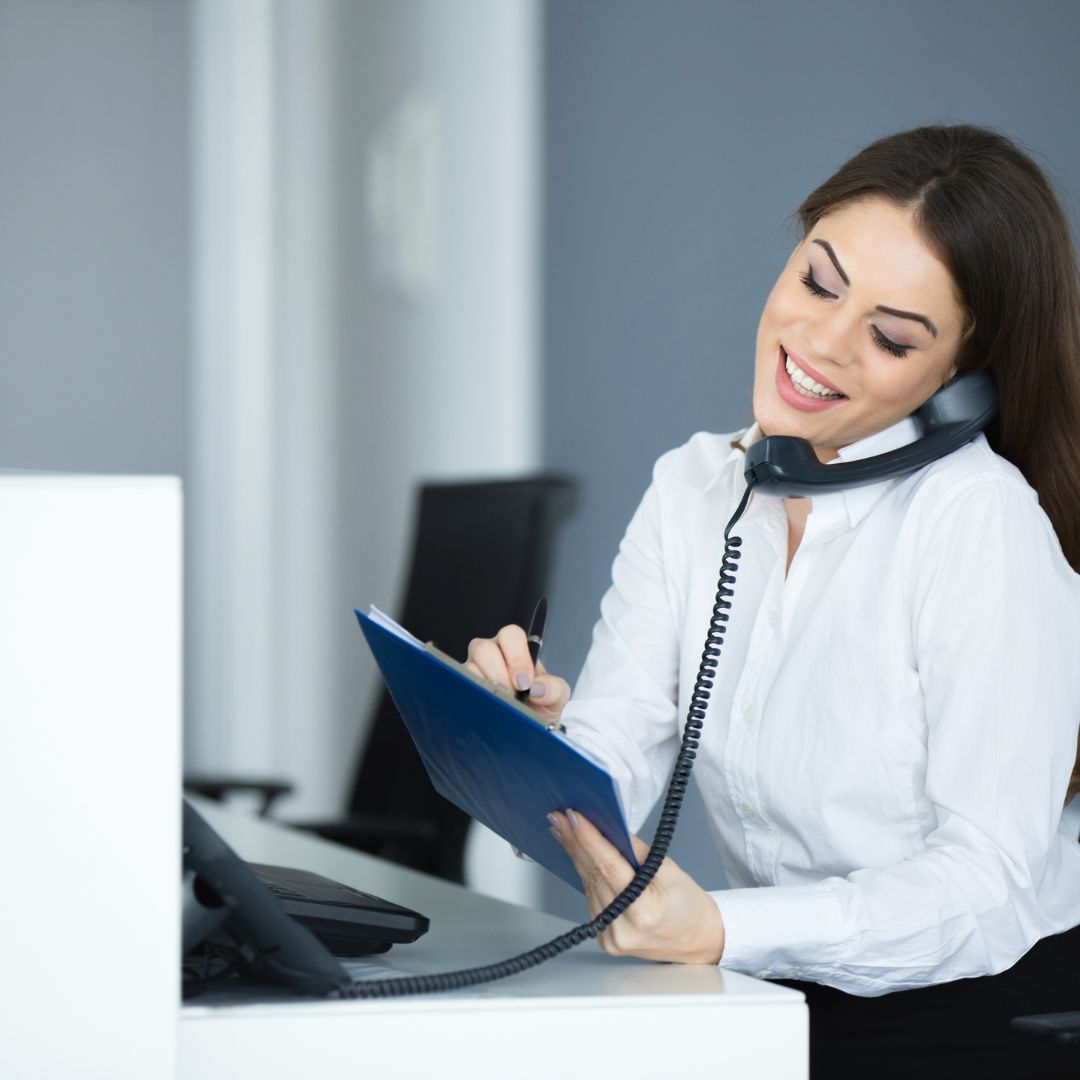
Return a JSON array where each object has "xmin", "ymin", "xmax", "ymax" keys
[{"xmin": 516, "ymin": 597, "xmax": 548, "ymax": 703}]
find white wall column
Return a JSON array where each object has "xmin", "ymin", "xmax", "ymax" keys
[
  {"xmin": 188, "ymin": 0, "xmax": 545, "ymax": 911},
  {"xmin": 188, "ymin": 0, "xmax": 276, "ymax": 778},
  {"xmin": 187, "ymin": 0, "xmax": 339, "ymax": 816},
  {"xmin": 270, "ymin": 0, "xmax": 340, "ymax": 814}
]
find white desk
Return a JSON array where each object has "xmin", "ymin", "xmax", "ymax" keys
[{"xmin": 181, "ymin": 802, "xmax": 808, "ymax": 1079}]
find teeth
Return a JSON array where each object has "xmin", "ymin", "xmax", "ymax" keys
[{"xmin": 784, "ymin": 354, "xmax": 843, "ymax": 400}]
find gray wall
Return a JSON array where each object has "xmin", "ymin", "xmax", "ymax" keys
[
  {"xmin": 8, "ymin": 0, "xmax": 1080, "ymax": 922},
  {"xmin": 540, "ymin": 0, "xmax": 1080, "ymax": 916},
  {"xmin": 0, "ymin": 0, "xmax": 189, "ymax": 474}
]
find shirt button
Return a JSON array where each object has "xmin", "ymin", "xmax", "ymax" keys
[
  {"xmin": 742, "ymin": 704, "xmax": 754, "ymax": 723},
  {"xmin": 768, "ymin": 610, "xmax": 780, "ymax": 629}
]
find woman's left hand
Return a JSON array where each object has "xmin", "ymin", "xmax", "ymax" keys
[{"xmin": 549, "ymin": 810, "xmax": 725, "ymax": 965}]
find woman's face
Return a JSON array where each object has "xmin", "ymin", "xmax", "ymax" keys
[{"xmin": 752, "ymin": 196, "xmax": 967, "ymax": 462}]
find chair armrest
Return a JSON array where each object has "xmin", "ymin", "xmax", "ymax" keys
[
  {"xmin": 291, "ymin": 814, "xmax": 439, "ymax": 851},
  {"xmin": 1011, "ymin": 1011, "xmax": 1080, "ymax": 1045},
  {"xmin": 183, "ymin": 774, "xmax": 295, "ymax": 816}
]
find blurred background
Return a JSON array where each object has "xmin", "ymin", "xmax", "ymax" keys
[{"xmin": 3, "ymin": 0, "xmax": 1078, "ymax": 920}]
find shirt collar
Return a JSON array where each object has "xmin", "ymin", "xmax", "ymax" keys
[
  {"xmin": 706, "ymin": 422, "xmax": 761, "ymax": 500},
  {"xmin": 831, "ymin": 415, "xmax": 921, "ymax": 526},
  {"xmin": 720, "ymin": 414, "xmax": 922, "ymax": 528}
]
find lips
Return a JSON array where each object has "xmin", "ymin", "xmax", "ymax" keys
[
  {"xmin": 782, "ymin": 346, "xmax": 845, "ymax": 396},
  {"xmin": 774, "ymin": 346, "xmax": 848, "ymax": 413}
]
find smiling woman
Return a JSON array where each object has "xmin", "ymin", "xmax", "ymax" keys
[
  {"xmin": 786, "ymin": 127, "xmax": 1080, "ymax": 573},
  {"xmin": 754, "ymin": 198, "xmax": 964, "ymax": 454},
  {"xmin": 466, "ymin": 124, "xmax": 1080, "ymax": 1079}
]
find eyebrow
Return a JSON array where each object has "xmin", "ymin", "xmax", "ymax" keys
[{"xmin": 812, "ymin": 239, "xmax": 939, "ymax": 338}]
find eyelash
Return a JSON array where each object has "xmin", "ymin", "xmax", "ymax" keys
[{"xmin": 798, "ymin": 268, "xmax": 912, "ymax": 358}]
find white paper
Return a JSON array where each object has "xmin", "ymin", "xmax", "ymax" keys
[{"xmin": 367, "ymin": 605, "xmax": 424, "ymax": 648}]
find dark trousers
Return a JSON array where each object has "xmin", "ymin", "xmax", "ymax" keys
[{"xmin": 775, "ymin": 923, "xmax": 1080, "ymax": 1079}]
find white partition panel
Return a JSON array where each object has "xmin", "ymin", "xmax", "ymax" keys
[{"xmin": 0, "ymin": 475, "xmax": 182, "ymax": 1080}]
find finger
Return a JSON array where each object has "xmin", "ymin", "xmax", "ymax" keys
[
  {"xmin": 527, "ymin": 674, "xmax": 571, "ymax": 712},
  {"xmin": 465, "ymin": 637, "xmax": 512, "ymax": 688},
  {"xmin": 494, "ymin": 624, "xmax": 534, "ymax": 692},
  {"xmin": 562, "ymin": 810, "xmax": 637, "ymax": 897},
  {"xmin": 565, "ymin": 822, "xmax": 664, "ymax": 957},
  {"xmin": 629, "ymin": 834, "xmax": 683, "ymax": 880},
  {"xmin": 550, "ymin": 812, "xmax": 615, "ymax": 919}
]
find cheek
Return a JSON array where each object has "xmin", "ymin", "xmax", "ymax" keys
[
  {"xmin": 760, "ymin": 276, "xmax": 804, "ymax": 331},
  {"xmin": 862, "ymin": 364, "xmax": 943, "ymax": 411}
]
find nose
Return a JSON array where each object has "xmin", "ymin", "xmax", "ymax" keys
[{"xmin": 804, "ymin": 304, "xmax": 859, "ymax": 370}]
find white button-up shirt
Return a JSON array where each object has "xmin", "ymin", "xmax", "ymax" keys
[{"xmin": 561, "ymin": 416, "xmax": 1080, "ymax": 996}]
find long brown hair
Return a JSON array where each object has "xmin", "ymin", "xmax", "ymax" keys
[
  {"xmin": 796, "ymin": 124, "xmax": 1080, "ymax": 574},
  {"xmin": 797, "ymin": 124, "xmax": 1080, "ymax": 798}
]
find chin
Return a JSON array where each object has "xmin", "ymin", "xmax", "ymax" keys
[{"xmin": 753, "ymin": 396, "xmax": 807, "ymax": 440}]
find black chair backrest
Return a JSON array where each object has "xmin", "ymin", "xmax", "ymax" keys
[{"xmin": 350, "ymin": 474, "xmax": 579, "ymax": 881}]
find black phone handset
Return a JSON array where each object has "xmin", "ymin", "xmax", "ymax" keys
[
  {"xmin": 346, "ymin": 371, "xmax": 999, "ymax": 999},
  {"xmin": 744, "ymin": 370, "xmax": 999, "ymax": 497}
]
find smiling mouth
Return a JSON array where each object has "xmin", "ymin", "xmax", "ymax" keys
[{"xmin": 781, "ymin": 347, "xmax": 846, "ymax": 400}]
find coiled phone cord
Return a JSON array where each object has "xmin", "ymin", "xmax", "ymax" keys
[{"xmin": 341, "ymin": 481, "xmax": 757, "ymax": 999}]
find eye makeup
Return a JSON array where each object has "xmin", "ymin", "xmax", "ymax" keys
[
  {"xmin": 811, "ymin": 238, "xmax": 939, "ymax": 337},
  {"xmin": 798, "ymin": 266, "xmax": 914, "ymax": 359}
]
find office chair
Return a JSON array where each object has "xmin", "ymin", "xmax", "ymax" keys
[
  {"xmin": 1011, "ymin": 792, "xmax": 1080, "ymax": 1047},
  {"xmin": 185, "ymin": 473, "xmax": 579, "ymax": 884}
]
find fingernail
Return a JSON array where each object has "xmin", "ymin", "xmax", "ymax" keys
[
  {"xmin": 566, "ymin": 808, "xmax": 580, "ymax": 828},
  {"xmin": 529, "ymin": 681, "xmax": 547, "ymax": 699},
  {"xmin": 514, "ymin": 672, "xmax": 530, "ymax": 691},
  {"xmin": 546, "ymin": 812, "xmax": 560, "ymax": 831}
]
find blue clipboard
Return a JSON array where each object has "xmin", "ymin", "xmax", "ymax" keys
[{"xmin": 355, "ymin": 608, "xmax": 637, "ymax": 892}]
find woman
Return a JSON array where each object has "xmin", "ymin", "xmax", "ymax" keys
[{"xmin": 466, "ymin": 124, "xmax": 1080, "ymax": 1076}]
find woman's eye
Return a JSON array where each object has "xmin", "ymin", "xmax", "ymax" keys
[
  {"xmin": 871, "ymin": 326, "xmax": 912, "ymax": 358},
  {"xmin": 800, "ymin": 266, "xmax": 913, "ymax": 358},
  {"xmin": 799, "ymin": 268, "xmax": 835, "ymax": 300}
]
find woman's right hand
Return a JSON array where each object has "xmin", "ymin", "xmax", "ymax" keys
[{"xmin": 465, "ymin": 624, "xmax": 571, "ymax": 726}]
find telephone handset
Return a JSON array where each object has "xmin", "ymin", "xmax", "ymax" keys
[
  {"xmin": 744, "ymin": 370, "xmax": 999, "ymax": 497},
  {"xmin": 343, "ymin": 369, "xmax": 1001, "ymax": 999}
]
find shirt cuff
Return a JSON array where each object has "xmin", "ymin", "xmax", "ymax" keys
[{"xmin": 713, "ymin": 881, "xmax": 846, "ymax": 982}]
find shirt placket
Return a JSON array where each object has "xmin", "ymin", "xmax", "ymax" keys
[
  {"xmin": 781, "ymin": 496, "xmax": 848, "ymax": 637},
  {"xmin": 723, "ymin": 508, "xmax": 786, "ymax": 885},
  {"xmin": 723, "ymin": 496, "xmax": 853, "ymax": 886}
]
